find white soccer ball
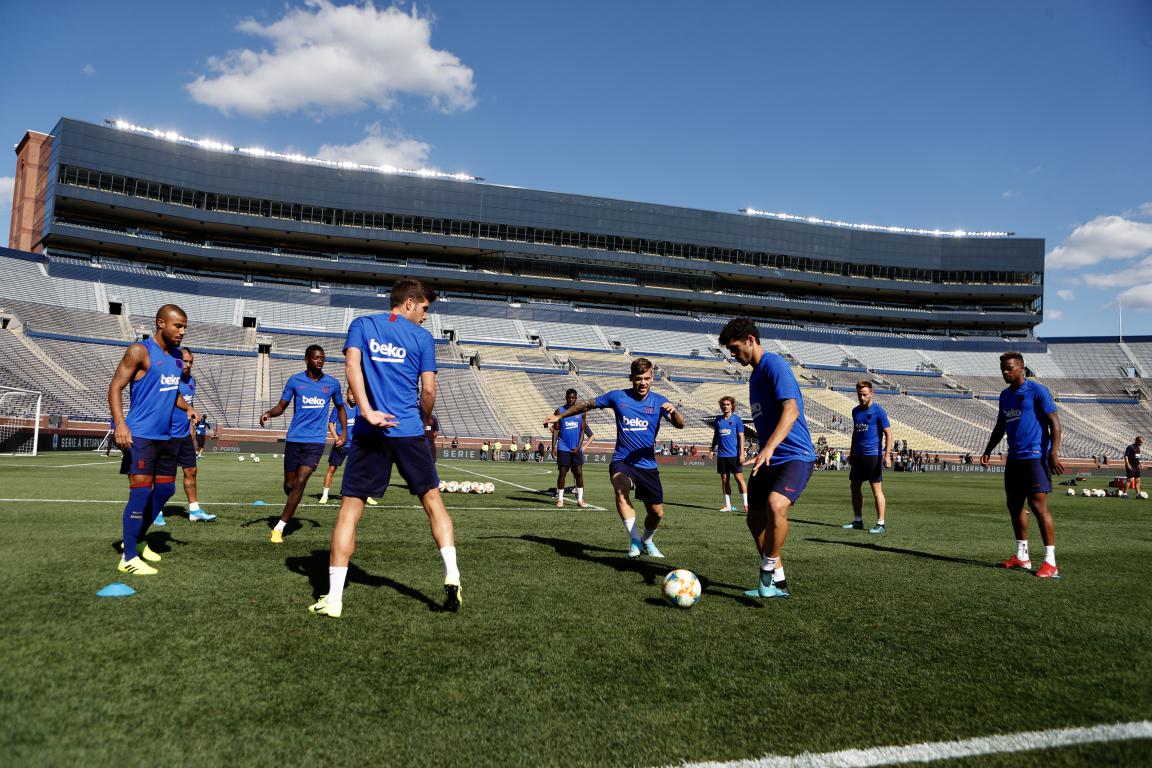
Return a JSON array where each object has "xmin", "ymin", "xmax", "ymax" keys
[
  {"xmin": 484, "ymin": 482, "xmax": 495, "ymax": 494},
  {"xmin": 662, "ymin": 569, "xmax": 702, "ymax": 609},
  {"xmin": 1081, "ymin": 488, "xmax": 1090, "ymax": 497},
  {"xmin": 238, "ymin": 455, "xmax": 245, "ymax": 462},
  {"xmin": 1139, "ymin": 491, "xmax": 1149, "ymax": 500},
  {"xmin": 250, "ymin": 453, "xmax": 257, "ymax": 459},
  {"xmin": 253, "ymin": 456, "xmax": 261, "ymax": 464},
  {"xmin": 1066, "ymin": 488, "xmax": 1075, "ymax": 496},
  {"xmin": 1119, "ymin": 490, "xmax": 1127, "ymax": 498},
  {"xmin": 1096, "ymin": 489, "xmax": 1106, "ymax": 497},
  {"xmin": 447, "ymin": 481, "xmax": 459, "ymax": 494},
  {"xmin": 471, "ymin": 482, "xmax": 483, "ymax": 494},
  {"xmin": 438, "ymin": 480, "xmax": 447, "ymax": 492},
  {"xmin": 460, "ymin": 481, "xmax": 473, "ymax": 494},
  {"xmin": 272, "ymin": 453, "xmax": 280, "ymax": 459}
]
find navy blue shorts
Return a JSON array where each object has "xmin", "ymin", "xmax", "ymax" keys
[
  {"xmin": 609, "ymin": 461, "xmax": 663, "ymax": 505},
  {"xmin": 849, "ymin": 454, "xmax": 883, "ymax": 484},
  {"xmin": 1127, "ymin": 468, "xmax": 1141, "ymax": 479},
  {"xmin": 748, "ymin": 459, "xmax": 814, "ymax": 506},
  {"xmin": 716, "ymin": 456, "xmax": 743, "ymax": 476},
  {"xmin": 1005, "ymin": 458, "xmax": 1052, "ymax": 498},
  {"xmin": 120, "ymin": 436, "xmax": 178, "ymax": 477},
  {"xmin": 173, "ymin": 435, "xmax": 198, "ymax": 469},
  {"xmin": 557, "ymin": 449, "xmax": 585, "ymax": 468},
  {"xmin": 327, "ymin": 443, "xmax": 350, "ymax": 468},
  {"xmin": 284, "ymin": 441, "xmax": 325, "ymax": 474},
  {"xmin": 341, "ymin": 433, "xmax": 440, "ymax": 498}
]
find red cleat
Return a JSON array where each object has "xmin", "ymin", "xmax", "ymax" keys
[
  {"xmin": 1036, "ymin": 562, "xmax": 1061, "ymax": 579},
  {"xmin": 997, "ymin": 555, "xmax": 1032, "ymax": 570}
]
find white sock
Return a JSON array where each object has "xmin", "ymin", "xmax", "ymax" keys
[
  {"xmin": 576, "ymin": 487, "xmax": 584, "ymax": 501},
  {"xmin": 741, "ymin": 492, "xmax": 748, "ymax": 508},
  {"xmin": 328, "ymin": 566, "xmax": 348, "ymax": 604},
  {"xmin": 760, "ymin": 555, "xmax": 779, "ymax": 572},
  {"xmin": 772, "ymin": 565, "xmax": 786, "ymax": 584},
  {"xmin": 1044, "ymin": 546, "xmax": 1056, "ymax": 566},
  {"xmin": 876, "ymin": 519, "xmax": 885, "ymax": 526},
  {"xmin": 1016, "ymin": 540, "xmax": 1029, "ymax": 560},
  {"xmin": 557, "ymin": 488, "xmax": 565, "ymax": 503},
  {"xmin": 723, "ymin": 494, "xmax": 732, "ymax": 508},
  {"xmin": 622, "ymin": 517, "xmax": 637, "ymax": 539},
  {"xmin": 188, "ymin": 502, "xmax": 200, "ymax": 512},
  {"xmin": 440, "ymin": 546, "xmax": 460, "ymax": 583},
  {"xmin": 274, "ymin": 520, "xmax": 287, "ymax": 533},
  {"xmin": 320, "ymin": 487, "xmax": 329, "ymax": 499},
  {"xmin": 641, "ymin": 527, "xmax": 656, "ymax": 544}
]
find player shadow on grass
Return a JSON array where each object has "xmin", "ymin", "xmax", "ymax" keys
[
  {"xmin": 806, "ymin": 537, "xmax": 989, "ymax": 567},
  {"xmin": 239, "ymin": 515, "xmax": 322, "ymax": 534},
  {"xmin": 504, "ymin": 535, "xmax": 762, "ymax": 606},
  {"xmin": 507, "ymin": 493, "xmax": 561, "ymax": 506},
  {"xmin": 790, "ymin": 517, "xmax": 853, "ymax": 529},
  {"xmin": 110, "ymin": 530, "xmax": 187, "ymax": 557},
  {"xmin": 285, "ymin": 550, "xmax": 442, "ymax": 612}
]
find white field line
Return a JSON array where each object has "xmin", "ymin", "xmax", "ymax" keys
[
  {"xmin": 1, "ymin": 461, "xmax": 119, "ymax": 469},
  {"xmin": 673, "ymin": 720, "xmax": 1152, "ymax": 768},
  {"xmin": 442, "ymin": 464, "xmax": 607, "ymax": 511},
  {"xmin": 0, "ymin": 498, "xmax": 576, "ymax": 513}
]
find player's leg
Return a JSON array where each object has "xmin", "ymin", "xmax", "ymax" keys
[
  {"xmin": 610, "ymin": 467, "xmax": 643, "ymax": 556},
  {"xmin": 1028, "ymin": 490, "xmax": 1059, "ymax": 577},
  {"xmin": 273, "ymin": 444, "xmax": 322, "ymax": 541},
  {"xmin": 734, "ymin": 469, "xmax": 748, "ymax": 511},
  {"xmin": 998, "ymin": 488, "xmax": 1032, "ymax": 570},
  {"xmin": 639, "ymin": 501, "xmax": 665, "ymax": 557},
  {"xmin": 391, "ymin": 436, "xmax": 460, "ymax": 610},
  {"xmin": 571, "ymin": 463, "xmax": 587, "ymax": 507},
  {"xmin": 138, "ymin": 440, "xmax": 178, "ymax": 548},
  {"xmin": 120, "ymin": 471, "xmax": 158, "ymax": 573},
  {"xmin": 744, "ymin": 462, "xmax": 810, "ymax": 598},
  {"xmin": 320, "ymin": 462, "xmax": 338, "ymax": 504},
  {"xmin": 869, "ymin": 479, "xmax": 887, "ymax": 533},
  {"xmin": 555, "ymin": 463, "xmax": 570, "ymax": 507},
  {"xmin": 719, "ymin": 472, "xmax": 733, "ymax": 511},
  {"xmin": 309, "ymin": 495, "xmax": 365, "ymax": 618}
]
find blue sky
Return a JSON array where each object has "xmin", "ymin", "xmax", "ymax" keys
[{"xmin": 2, "ymin": 0, "xmax": 1150, "ymax": 337}]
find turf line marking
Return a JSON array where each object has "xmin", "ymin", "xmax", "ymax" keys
[
  {"xmin": 673, "ymin": 721, "xmax": 1152, "ymax": 768},
  {"xmin": 0, "ymin": 497, "xmax": 572, "ymax": 512},
  {"xmin": 7, "ymin": 461, "xmax": 120, "ymax": 469},
  {"xmin": 441, "ymin": 465, "xmax": 607, "ymax": 511}
]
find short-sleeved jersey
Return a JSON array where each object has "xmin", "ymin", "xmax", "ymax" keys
[
  {"xmin": 594, "ymin": 388, "xmax": 672, "ymax": 469},
  {"xmin": 748, "ymin": 352, "xmax": 816, "ymax": 466},
  {"xmin": 1125, "ymin": 443, "xmax": 1142, "ymax": 469},
  {"xmin": 555, "ymin": 406, "xmax": 593, "ymax": 452},
  {"xmin": 998, "ymin": 379, "xmax": 1057, "ymax": 459},
  {"xmin": 170, "ymin": 377, "xmax": 196, "ymax": 439},
  {"xmin": 851, "ymin": 403, "xmax": 890, "ymax": 456},
  {"xmin": 194, "ymin": 419, "xmax": 209, "ymax": 436},
  {"xmin": 713, "ymin": 413, "xmax": 744, "ymax": 458},
  {"xmin": 124, "ymin": 339, "xmax": 184, "ymax": 440},
  {"xmin": 329, "ymin": 403, "xmax": 360, "ymax": 434},
  {"xmin": 281, "ymin": 371, "xmax": 343, "ymax": 444},
  {"xmin": 344, "ymin": 313, "xmax": 437, "ymax": 438}
]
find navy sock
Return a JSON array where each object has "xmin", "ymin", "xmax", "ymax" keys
[
  {"xmin": 139, "ymin": 479, "xmax": 176, "ymax": 543},
  {"xmin": 122, "ymin": 483, "xmax": 154, "ymax": 560}
]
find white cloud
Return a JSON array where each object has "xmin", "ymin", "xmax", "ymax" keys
[
  {"xmin": 1045, "ymin": 308, "xmax": 1064, "ymax": 321},
  {"xmin": 1056, "ymin": 289, "xmax": 1074, "ymax": 301},
  {"xmin": 1046, "ymin": 209, "xmax": 1152, "ymax": 269},
  {"xmin": 316, "ymin": 122, "xmax": 430, "ymax": 170},
  {"xmin": 82, "ymin": 64, "xmax": 95, "ymax": 77},
  {"xmin": 1001, "ymin": 190, "xmax": 1019, "ymax": 199},
  {"xmin": 1116, "ymin": 283, "xmax": 1152, "ymax": 309},
  {"xmin": 1083, "ymin": 255, "xmax": 1152, "ymax": 289},
  {"xmin": 187, "ymin": 1, "xmax": 475, "ymax": 118}
]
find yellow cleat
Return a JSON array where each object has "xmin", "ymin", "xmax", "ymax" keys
[
  {"xmin": 308, "ymin": 595, "xmax": 342, "ymax": 618},
  {"xmin": 118, "ymin": 556, "xmax": 158, "ymax": 575},
  {"xmin": 270, "ymin": 529, "xmax": 284, "ymax": 544},
  {"xmin": 366, "ymin": 497, "xmax": 379, "ymax": 506},
  {"xmin": 140, "ymin": 545, "xmax": 162, "ymax": 562}
]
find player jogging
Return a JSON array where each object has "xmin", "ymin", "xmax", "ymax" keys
[
  {"xmin": 719, "ymin": 318, "xmax": 816, "ymax": 600},
  {"xmin": 310, "ymin": 279, "xmax": 461, "ymax": 619},
  {"xmin": 843, "ymin": 380, "xmax": 892, "ymax": 534},
  {"xmin": 169, "ymin": 349, "xmax": 216, "ymax": 523},
  {"xmin": 1124, "ymin": 436, "xmax": 1143, "ymax": 497},
  {"xmin": 551, "ymin": 388, "xmax": 594, "ymax": 508},
  {"xmin": 708, "ymin": 396, "xmax": 747, "ymax": 513},
  {"xmin": 319, "ymin": 387, "xmax": 361, "ymax": 505},
  {"xmin": 980, "ymin": 352, "xmax": 1064, "ymax": 579},
  {"xmin": 107, "ymin": 304, "xmax": 198, "ymax": 575},
  {"xmin": 261, "ymin": 345, "xmax": 347, "ymax": 543},
  {"xmin": 544, "ymin": 358, "xmax": 685, "ymax": 557},
  {"xmin": 193, "ymin": 415, "xmax": 211, "ymax": 457}
]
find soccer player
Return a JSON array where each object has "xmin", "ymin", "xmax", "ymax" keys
[
  {"xmin": 550, "ymin": 388, "xmax": 594, "ymax": 508},
  {"xmin": 107, "ymin": 304, "xmax": 198, "ymax": 575},
  {"xmin": 309, "ymin": 279, "xmax": 461, "ymax": 619},
  {"xmin": 425, "ymin": 412, "xmax": 440, "ymax": 460},
  {"xmin": 843, "ymin": 380, "xmax": 892, "ymax": 534},
  {"xmin": 193, "ymin": 415, "xmax": 212, "ymax": 457},
  {"xmin": 169, "ymin": 349, "xmax": 216, "ymax": 523},
  {"xmin": 544, "ymin": 358, "xmax": 685, "ymax": 557},
  {"xmin": 719, "ymin": 318, "xmax": 816, "ymax": 600},
  {"xmin": 261, "ymin": 345, "xmax": 347, "ymax": 543},
  {"xmin": 1124, "ymin": 435, "xmax": 1143, "ymax": 497},
  {"xmin": 708, "ymin": 396, "xmax": 747, "ymax": 513},
  {"xmin": 980, "ymin": 352, "xmax": 1065, "ymax": 579},
  {"xmin": 319, "ymin": 387, "xmax": 360, "ymax": 505}
]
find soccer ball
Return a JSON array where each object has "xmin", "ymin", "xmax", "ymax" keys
[
  {"xmin": 1066, "ymin": 489, "xmax": 1075, "ymax": 496},
  {"xmin": 272, "ymin": 453, "xmax": 280, "ymax": 459},
  {"xmin": 1119, "ymin": 490, "xmax": 1128, "ymax": 498},
  {"xmin": 1096, "ymin": 489, "xmax": 1106, "ymax": 497},
  {"xmin": 447, "ymin": 481, "xmax": 459, "ymax": 493},
  {"xmin": 1081, "ymin": 488, "xmax": 1090, "ymax": 497},
  {"xmin": 460, "ymin": 481, "xmax": 473, "ymax": 494},
  {"xmin": 471, "ymin": 482, "xmax": 484, "ymax": 494},
  {"xmin": 250, "ymin": 453, "xmax": 257, "ymax": 459},
  {"xmin": 484, "ymin": 482, "xmax": 495, "ymax": 494},
  {"xmin": 438, "ymin": 480, "xmax": 447, "ymax": 492},
  {"xmin": 1139, "ymin": 491, "xmax": 1149, "ymax": 500},
  {"xmin": 662, "ymin": 569, "xmax": 702, "ymax": 609},
  {"xmin": 253, "ymin": 456, "xmax": 261, "ymax": 464},
  {"xmin": 237, "ymin": 455, "xmax": 245, "ymax": 462}
]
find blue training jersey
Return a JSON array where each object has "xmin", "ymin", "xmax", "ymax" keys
[
  {"xmin": 169, "ymin": 377, "xmax": 196, "ymax": 439},
  {"xmin": 594, "ymin": 388, "xmax": 672, "ymax": 469},
  {"xmin": 281, "ymin": 371, "xmax": 343, "ymax": 444},
  {"xmin": 124, "ymin": 338, "xmax": 183, "ymax": 441},
  {"xmin": 999, "ymin": 379, "xmax": 1057, "ymax": 460},
  {"xmin": 344, "ymin": 313, "xmax": 437, "ymax": 438},
  {"xmin": 713, "ymin": 413, "xmax": 744, "ymax": 458},
  {"xmin": 851, "ymin": 403, "xmax": 890, "ymax": 456},
  {"xmin": 329, "ymin": 402, "xmax": 359, "ymax": 435},
  {"xmin": 555, "ymin": 405, "xmax": 592, "ymax": 452},
  {"xmin": 748, "ymin": 352, "xmax": 815, "ymax": 466}
]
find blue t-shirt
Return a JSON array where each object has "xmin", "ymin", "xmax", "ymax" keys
[
  {"xmin": 851, "ymin": 403, "xmax": 890, "ymax": 456},
  {"xmin": 329, "ymin": 402, "xmax": 360, "ymax": 435},
  {"xmin": 124, "ymin": 339, "xmax": 184, "ymax": 441},
  {"xmin": 999, "ymin": 379, "xmax": 1057, "ymax": 460},
  {"xmin": 555, "ymin": 406, "xmax": 592, "ymax": 453},
  {"xmin": 194, "ymin": 420, "xmax": 209, "ymax": 436},
  {"xmin": 170, "ymin": 377, "xmax": 196, "ymax": 439},
  {"xmin": 713, "ymin": 413, "xmax": 744, "ymax": 458},
  {"xmin": 281, "ymin": 371, "xmax": 344, "ymax": 444},
  {"xmin": 594, "ymin": 389, "xmax": 672, "ymax": 470},
  {"xmin": 748, "ymin": 352, "xmax": 816, "ymax": 466},
  {"xmin": 344, "ymin": 313, "xmax": 437, "ymax": 438}
]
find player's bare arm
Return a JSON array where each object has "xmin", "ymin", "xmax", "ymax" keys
[
  {"xmin": 883, "ymin": 426, "xmax": 894, "ymax": 468},
  {"xmin": 980, "ymin": 414, "xmax": 1007, "ymax": 466},
  {"xmin": 174, "ymin": 393, "xmax": 199, "ymax": 427},
  {"xmin": 580, "ymin": 420, "xmax": 594, "ymax": 453},
  {"xmin": 344, "ymin": 348, "xmax": 399, "ymax": 429},
  {"xmin": 107, "ymin": 342, "xmax": 150, "ymax": 450},
  {"xmin": 260, "ymin": 398, "xmax": 290, "ymax": 426},
  {"xmin": 744, "ymin": 398, "xmax": 799, "ymax": 476},
  {"xmin": 334, "ymin": 401, "xmax": 349, "ymax": 448},
  {"xmin": 544, "ymin": 399, "xmax": 597, "ymax": 427},
  {"xmin": 1047, "ymin": 411, "xmax": 1065, "ymax": 475},
  {"xmin": 661, "ymin": 401, "xmax": 686, "ymax": 429},
  {"xmin": 419, "ymin": 371, "xmax": 437, "ymax": 434}
]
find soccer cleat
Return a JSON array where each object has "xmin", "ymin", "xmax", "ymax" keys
[
  {"xmin": 188, "ymin": 509, "xmax": 216, "ymax": 522},
  {"xmin": 318, "ymin": 496, "xmax": 329, "ymax": 505},
  {"xmin": 308, "ymin": 595, "xmax": 342, "ymax": 618},
  {"xmin": 743, "ymin": 582, "xmax": 790, "ymax": 599},
  {"xmin": 1036, "ymin": 562, "xmax": 1061, "ymax": 579},
  {"xmin": 643, "ymin": 540, "xmax": 665, "ymax": 558},
  {"xmin": 842, "ymin": 520, "xmax": 864, "ymax": 530},
  {"xmin": 556, "ymin": 499, "xmax": 564, "ymax": 508},
  {"xmin": 996, "ymin": 555, "xmax": 1032, "ymax": 571},
  {"xmin": 442, "ymin": 581, "xmax": 462, "ymax": 612},
  {"xmin": 118, "ymin": 556, "xmax": 158, "ymax": 575},
  {"xmin": 366, "ymin": 497, "xmax": 379, "ymax": 506},
  {"xmin": 577, "ymin": 499, "xmax": 588, "ymax": 508},
  {"xmin": 140, "ymin": 544, "xmax": 162, "ymax": 563},
  {"xmin": 719, "ymin": 506, "xmax": 735, "ymax": 512},
  {"xmin": 869, "ymin": 524, "xmax": 887, "ymax": 535},
  {"xmin": 627, "ymin": 540, "xmax": 643, "ymax": 559},
  {"xmin": 153, "ymin": 512, "xmax": 167, "ymax": 527},
  {"xmin": 270, "ymin": 529, "xmax": 284, "ymax": 544}
]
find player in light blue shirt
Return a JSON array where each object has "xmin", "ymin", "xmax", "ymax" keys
[
  {"xmin": 844, "ymin": 381, "xmax": 892, "ymax": 534},
  {"xmin": 544, "ymin": 358, "xmax": 685, "ymax": 558},
  {"xmin": 981, "ymin": 352, "xmax": 1064, "ymax": 578},
  {"xmin": 720, "ymin": 317, "xmax": 816, "ymax": 600},
  {"xmin": 168, "ymin": 348, "xmax": 215, "ymax": 523},
  {"xmin": 261, "ymin": 345, "xmax": 346, "ymax": 542},
  {"xmin": 550, "ymin": 388, "xmax": 595, "ymax": 508},
  {"xmin": 708, "ymin": 395, "xmax": 747, "ymax": 512}
]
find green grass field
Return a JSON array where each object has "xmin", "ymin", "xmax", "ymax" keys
[{"xmin": 1, "ymin": 454, "xmax": 1150, "ymax": 767}]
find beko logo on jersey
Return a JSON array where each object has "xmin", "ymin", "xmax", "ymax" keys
[
  {"xmin": 562, "ymin": 421, "xmax": 578, "ymax": 430},
  {"xmin": 159, "ymin": 373, "xmax": 180, "ymax": 391},
  {"xmin": 855, "ymin": 422, "xmax": 870, "ymax": 432},
  {"xmin": 719, "ymin": 428, "xmax": 732, "ymax": 437},
  {"xmin": 622, "ymin": 417, "xmax": 649, "ymax": 432},
  {"xmin": 301, "ymin": 395, "xmax": 327, "ymax": 409},
  {"xmin": 369, "ymin": 339, "xmax": 407, "ymax": 363},
  {"xmin": 750, "ymin": 402, "xmax": 762, "ymax": 418},
  {"xmin": 1004, "ymin": 408, "xmax": 1022, "ymax": 421}
]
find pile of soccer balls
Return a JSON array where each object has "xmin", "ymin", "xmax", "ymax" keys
[
  {"xmin": 237, "ymin": 453, "xmax": 262, "ymax": 463},
  {"xmin": 439, "ymin": 480, "xmax": 496, "ymax": 494},
  {"xmin": 1069, "ymin": 487, "xmax": 1148, "ymax": 499}
]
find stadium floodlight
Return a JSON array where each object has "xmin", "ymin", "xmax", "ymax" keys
[
  {"xmin": 738, "ymin": 208, "xmax": 1014, "ymax": 238},
  {"xmin": 104, "ymin": 118, "xmax": 483, "ymax": 183}
]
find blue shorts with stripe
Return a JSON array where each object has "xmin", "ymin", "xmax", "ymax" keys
[{"xmin": 748, "ymin": 459, "xmax": 814, "ymax": 506}]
